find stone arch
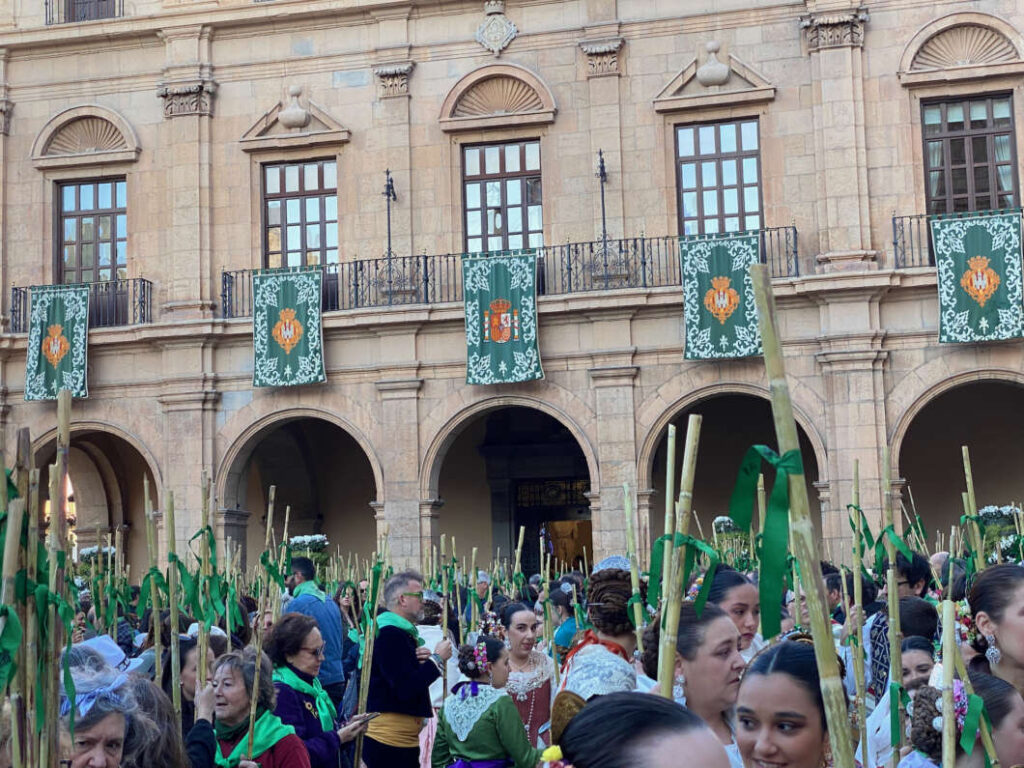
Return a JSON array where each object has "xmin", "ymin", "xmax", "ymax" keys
[
  {"xmin": 31, "ymin": 104, "xmax": 141, "ymax": 168},
  {"xmin": 419, "ymin": 395, "xmax": 600, "ymax": 502},
  {"xmin": 32, "ymin": 420, "xmax": 162, "ymax": 490},
  {"xmin": 439, "ymin": 63, "xmax": 557, "ymax": 132},
  {"xmin": 900, "ymin": 13, "xmax": 1023, "ymax": 73},
  {"xmin": 636, "ymin": 382, "xmax": 829, "ymax": 492}
]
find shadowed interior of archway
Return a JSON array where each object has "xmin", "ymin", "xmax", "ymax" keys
[
  {"xmin": 228, "ymin": 418, "xmax": 378, "ymax": 564},
  {"xmin": 900, "ymin": 381, "xmax": 1024, "ymax": 540},
  {"xmin": 649, "ymin": 395, "xmax": 822, "ymax": 551},
  {"xmin": 438, "ymin": 406, "xmax": 592, "ymax": 576}
]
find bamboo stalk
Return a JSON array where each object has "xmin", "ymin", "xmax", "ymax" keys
[
  {"xmin": 166, "ymin": 490, "xmax": 183, "ymax": 733},
  {"xmin": 25, "ymin": 467, "xmax": 39, "ymax": 768},
  {"xmin": 198, "ymin": 472, "xmax": 211, "ymax": 688},
  {"xmin": 246, "ymin": 590, "xmax": 267, "ymax": 759},
  {"xmin": 961, "ymin": 448, "xmax": 986, "ymax": 573},
  {"xmin": 471, "ymin": 546, "xmax": 478, "ymax": 629},
  {"xmin": 941, "ymin": 600, "xmax": 956, "ymax": 768},
  {"xmin": 622, "ymin": 482, "xmax": 645, "ymax": 654},
  {"xmin": 951, "ymin": 638, "xmax": 1001, "ymax": 767},
  {"xmin": 143, "ymin": 476, "xmax": 163, "ymax": 687},
  {"xmin": 658, "ymin": 413, "xmax": 701, "ymax": 699},
  {"xmin": 849, "ymin": 460, "xmax": 869, "ymax": 759},
  {"xmin": 882, "ymin": 446, "xmax": 904, "ymax": 767},
  {"xmin": 661, "ymin": 423, "xmax": 677, "ymax": 612},
  {"xmin": 353, "ymin": 563, "xmax": 383, "ymax": 768},
  {"xmin": 751, "ymin": 266, "xmax": 855, "ymax": 767}
]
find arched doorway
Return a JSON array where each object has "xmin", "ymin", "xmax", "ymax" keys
[
  {"xmin": 899, "ymin": 380, "xmax": 1024, "ymax": 537},
  {"xmin": 435, "ymin": 406, "xmax": 593, "ymax": 575},
  {"xmin": 219, "ymin": 416, "xmax": 380, "ymax": 567},
  {"xmin": 647, "ymin": 394, "xmax": 822, "ymax": 548},
  {"xmin": 36, "ymin": 429, "xmax": 159, "ymax": 577}
]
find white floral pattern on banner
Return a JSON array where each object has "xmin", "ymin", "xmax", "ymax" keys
[
  {"xmin": 252, "ymin": 267, "xmax": 326, "ymax": 387},
  {"xmin": 25, "ymin": 284, "xmax": 89, "ymax": 401}
]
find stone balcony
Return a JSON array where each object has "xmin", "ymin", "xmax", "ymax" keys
[{"xmin": 9, "ymin": 277, "xmax": 153, "ymax": 333}]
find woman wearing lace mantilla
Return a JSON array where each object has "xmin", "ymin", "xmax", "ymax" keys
[
  {"xmin": 432, "ymin": 637, "xmax": 544, "ymax": 768},
  {"xmin": 500, "ymin": 603, "xmax": 554, "ymax": 747}
]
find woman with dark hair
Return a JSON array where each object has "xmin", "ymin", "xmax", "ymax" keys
[
  {"xmin": 264, "ymin": 613, "xmax": 369, "ymax": 768},
  {"xmin": 735, "ymin": 639, "xmax": 845, "ymax": 768},
  {"xmin": 212, "ymin": 648, "xmax": 311, "ymax": 768},
  {"xmin": 548, "ymin": 582, "xmax": 577, "ymax": 664},
  {"xmin": 706, "ymin": 567, "xmax": 763, "ymax": 662},
  {"xmin": 969, "ymin": 563, "xmax": 1024, "ymax": 695},
  {"xmin": 431, "ymin": 636, "xmax": 543, "ymax": 768},
  {"xmin": 641, "ymin": 602, "xmax": 745, "ymax": 767},
  {"xmin": 500, "ymin": 601, "xmax": 552, "ymax": 747},
  {"xmin": 555, "ymin": 692, "xmax": 730, "ymax": 768},
  {"xmin": 900, "ymin": 636, "xmax": 935, "ymax": 696},
  {"xmin": 970, "ymin": 672, "xmax": 1024, "ymax": 768},
  {"xmin": 161, "ymin": 636, "xmax": 215, "ymax": 738}
]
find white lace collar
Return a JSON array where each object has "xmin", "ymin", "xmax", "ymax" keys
[
  {"xmin": 505, "ymin": 650, "xmax": 553, "ymax": 698},
  {"xmin": 444, "ymin": 684, "xmax": 508, "ymax": 741}
]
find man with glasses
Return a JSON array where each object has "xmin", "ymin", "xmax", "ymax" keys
[
  {"xmin": 285, "ymin": 556, "xmax": 347, "ymax": 710},
  {"xmin": 364, "ymin": 570, "xmax": 452, "ymax": 768}
]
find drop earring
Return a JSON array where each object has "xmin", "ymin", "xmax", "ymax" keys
[
  {"xmin": 986, "ymin": 634, "xmax": 1001, "ymax": 666},
  {"xmin": 672, "ymin": 673, "xmax": 685, "ymax": 702}
]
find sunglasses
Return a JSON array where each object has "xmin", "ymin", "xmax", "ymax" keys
[{"xmin": 402, "ymin": 591, "xmax": 424, "ymax": 600}]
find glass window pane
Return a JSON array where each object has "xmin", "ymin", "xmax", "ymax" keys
[
  {"xmin": 969, "ymin": 101, "xmax": 987, "ymax": 129},
  {"xmin": 466, "ymin": 183, "xmax": 481, "ymax": 209},
  {"xmin": 286, "ymin": 199, "xmax": 301, "ymax": 223},
  {"xmin": 725, "ymin": 217, "xmax": 740, "ymax": 232},
  {"xmin": 701, "ymin": 162, "xmax": 716, "ymax": 187},
  {"xmin": 62, "ymin": 186, "xmax": 76, "ymax": 212},
  {"xmin": 467, "ymin": 210, "xmax": 482, "ymax": 236},
  {"xmin": 929, "ymin": 171, "xmax": 945, "ymax": 197},
  {"xmin": 698, "ymin": 125, "xmax": 716, "ymax": 154},
  {"xmin": 947, "ymin": 104, "xmax": 964, "ymax": 131},
  {"xmin": 682, "ymin": 192, "xmax": 698, "ymax": 218},
  {"xmin": 744, "ymin": 186, "xmax": 760, "ymax": 212},
  {"xmin": 81, "ymin": 217, "xmax": 94, "ymax": 240},
  {"xmin": 97, "ymin": 216, "xmax": 111, "ymax": 239},
  {"xmin": 323, "ymin": 162, "xmax": 337, "ymax": 189},
  {"xmin": 306, "ymin": 225, "xmax": 321, "ymax": 249},
  {"xmin": 997, "ymin": 165, "xmax": 1014, "ymax": 193},
  {"xmin": 485, "ymin": 146, "xmax": 500, "ymax": 174},
  {"xmin": 80, "ymin": 185, "xmax": 94, "ymax": 210},
  {"xmin": 703, "ymin": 190, "xmax": 718, "ymax": 216},
  {"xmin": 974, "ymin": 166, "xmax": 990, "ymax": 194},
  {"xmin": 267, "ymin": 253, "xmax": 282, "ymax": 269},
  {"xmin": 116, "ymin": 181, "xmax": 127, "ymax": 208},
  {"xmin": 326, "ymin": 249, "xmax": 338, "ymax": 264},
  {"xmin": 82, "ymin": 269, "xmax": 94, "ymax": 283},
  {"xmin": 720, "ymin": 124, "xmax": 737, "ymax": 153},
  {"xmin": 953, "ymin": 197, "xmax": 969, "ymax": 212},
  {"xmin": 505, "ymin": 144, "xmax": 521, "ymax": 172},
  {"xmin": 525, "ymin": 142, "xmax": 540, "ymax": 171},
  {"xmin": 951, "ymin": 168, "xmax": 968, "ymax": 194},
  {"xmin": 63, "ymin": 245, "xmax": 77, "ymax": 268},
  {"xmin": 683, "ymin": 220, "xmax": 698, "ymax": 235},
  {"xmin": 681, "ymin": 163, "xmax": 697, "ymax": 190},
  {"xmin": 508, "ymin": 207, "xmax": 522, "ymax": 233},
  {"xmin": 950, "ymin": 138, "xmax": 965, "ymax": 165},
  {"xmin": 721, "ymin": 160, "xmax": 737, "ymax": 186},
  {"xmin": 506, "ymin": 180, "xmax": 521, "ymax": 205},
  {"xmin": 486, "ymin": 182, "xmax": 501, "ymax": 207},
  {"xmin": 994, "ymin": 135, "xmax": 1011, "ymax": 163},
  {"xmin": 923, "ymin": 106, "xmax": 942, "ymax": 136},
  {"xmin": 468, "ymin": 238, "xmax": 483, "ymax": 253},
  {"xmin": 98, "ymin": 183, "xmax": 112, "ymax": 209},
  {"xmin": 265, "ymin": 167, "xmax": 280, "ymax": 194},
  {"xmin": 927, "ymin": 141, "xmax": 944, "ymax": 169},
  {"xmin": 99, "ymin": 242, "xmax": 111, "ymax": 266},
  {"xmin": 487, "ymin": 236, "xmax": 503, "ymax": 251},
  {"xmin": 677, "ymin": 127, "xmax": 695, "ymax": 157},
  {"xmin": 324, "ymin": 196, "xmax": 337, "ymax": 222},
  {"xmin": 326, "ymin": 223, "xmax": 337, "ymax": 249},
  {"xmin": 972, "ymin": 136, "xmax": 988, "ymax": 163},
  {"xmin": 526, "ymin": 178, "xmax": 542, "ymax": 205},
  {"xmin": 741, "ymin": 122, "xmax": 758, "ymax": 150},
  {"xmin": 116, "ymin": 241, "xmax": 126, "ymax": 267},
  {"xmin": 723, "ymin": 188, "xmax": 739, "ymax": 215},
  {"xmin": 116, "ymin": 214, "xmax": 126, "ymax": 239},
  {"xmin": 487, "ymin": 209, "xmax": 502, "ymax": 234},
  {"xmin": 304, "ymin": 163, "xmax": 319, "ymax": 190},
  {"xmin": 528, "ymin": 232, "xmax": 544, "ymax": 248},
  {"xmin": 743, "ymin": 157, "xmax": 758, "ymax": 184},
  {"xmin": 64, "ymin": 219, "xmax": 77, "ymax": 243},
  {"xmin": 465, "ymin": 148, "xmax": 481, "ymax": 176},
  {"xmin": 528, "ymin": 205, "xmax": 542, "ymax": 230},
  {"xmin": 285, "ymin": 165, "xmax": 300, "ymax": 192},
  {"xmin": 703, "ymin": 219, "xmax": 720, "ymax": 234},
  {"xmin": 745, "ymin": 214, "xmax": 760, "ymax": 230},
  {"xmin": 508, "ymin": 234, "xmax": 524, "ymax": 250},
  {"xmin": 287, "ymin": 252, "xmax": 301, "ymax": 267},
  {"xmin": 306, "ymin": 197, "xmax": 320, "ymax": 222},
  {"xmin": 267, "ymin": 227, "xmax": 281, "ymax": 252},
  {"xmin": 999, "ymin": 194, "xmax": 1015, "ymax": 208},
  {"xmin": 82, "ymin": 243, "xmax": 94, "ymax": 268},
  {"xmin": 268, "ymin": 200, "xmax": 281, "ymax": 226},
  {"xmin": 974, "ymin": 195, "xmax": 991, "ymax": 210},
  {"xmin": 287, "ymin": 225, "xmax": 301, "ymax": 250},
  {"xmin": 994, "ymin": 98, "xmax": 1012, "ymax": 128}
]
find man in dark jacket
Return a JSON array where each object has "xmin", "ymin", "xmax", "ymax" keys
[
  {"xmin": 285, "ymin": 556, "xmax": 347, "ymax": 708},
  {"xmin": 364, "ymin": 570, "xmax": 452, "ymax": 768}
]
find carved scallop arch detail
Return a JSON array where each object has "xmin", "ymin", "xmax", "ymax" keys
[
  {"xmin": 440, "ymin": 63, "xmax": 556, "ymax": 132},
  {"xmin": 31, "ymin": 104, "xmax": 140, "ymax": 169},
  {"xmin": 899, "ymin": 13, "xmax": 1024, "ymax": 82},
  {"xmin": 912, "ymin": 25, "xmax": 1016, "ymax": 70}
]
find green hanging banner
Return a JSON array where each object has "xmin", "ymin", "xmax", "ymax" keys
[
  {"xmin": 931, "ymin": 211, "xmax": 1023, "ymax": 343},
  {"xmin": 680, "ymin": 232, "xmax": 762, "ymax": 359},
  {"xmin": 252, "ymin": 267, "xmax": 326, "ymax": 388},
  {"xmin": 25, "ymin": 284, "xmax": 90, "ymax": 401},
  {"xmin": 462, "ymin": 251, "xmax": 543, "ymax": 385}
]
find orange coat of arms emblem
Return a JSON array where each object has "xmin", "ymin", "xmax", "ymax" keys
[
  {"xmin": 42, "ymin": 324, "xmax": 70, "ymax": 368},
  {"xmin": 483, "ymin": 298, "xmax": 519, "ymax": 344},
  {"xmin": 272, "ymin": 308, "xmax": 304, "ymax": 354},
  {"xmin": 960, "ymin": 255, "xmax": 1001, "ymax": 307},
  {"xmin": 703, "ymin": 276, "xmax": 741, "ymax": 325}
]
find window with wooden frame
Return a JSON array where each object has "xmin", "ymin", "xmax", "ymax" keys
[
  {"xmin": 922, "ymin": 94, "xmax": 1019, "ymax": 215},
  {"xmin": 676, "ymin": 119, "xmax": 762, "ymax": 236},
  {"xmin": 262, "ymin": 159, "xmax": 338, "ymax": 268},
  {"xmin": 56, "ymin": 178, "xmax": 127, "ymax": 284},
  {"xmin": 463, "ymin": 140, "xmax": 543, "ymax": 253}
]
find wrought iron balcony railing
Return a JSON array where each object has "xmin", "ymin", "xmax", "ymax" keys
[
  {"xmin": 892, "ymin": 213, "xmax": 934, "ymax": 268},
  {"xmin": 220, "ymin": 228, "xmax": 799, "ymax": 318},
  {"xmin": 45, "ymin": 0, "xmax": 124, "ymax": 23},
  {"xmin": 10, "ymin": 278, "xmax": 153, "ymax": 334}
]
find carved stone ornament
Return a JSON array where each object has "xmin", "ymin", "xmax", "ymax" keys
[
  {"xmin": 373, "ymin": 62, "xmax": 415, "ymax": 98},
  {"xmin": 278, "ymin": 85, "xmax": 310, "ymax": 129},
  {"xmin": 911, "ymin": 25, "xmax": 1017, "ymax": 70},
  {"xmin": 156, "ymin": 78, "xmax": 217, "ymax": 118},
  {"xmin": 579, "ymin": 38, "xmax": 624, "ymax": 77},
  {"xmin": 696, "ymin": 41, "xmax": 730, "ymax": 86},
  {"xmin": 476, "ymin": 0, "xmax": 518, "ymax": 57},
  {"xmin": 801, "ymin": 7, "xmax": 869, "ymax": 52},
  {"xmin": 0, "ymin": 98, "xmax": 11, "ymax": 136}
]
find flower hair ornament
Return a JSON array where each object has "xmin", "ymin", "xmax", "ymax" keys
[
  {"xmin": 473, "ymin": 641, "xmax": 490, "ymax": 676},
  {"xmin": 954, "ymin": 599, "xmax": 978, "ymax": 647}
]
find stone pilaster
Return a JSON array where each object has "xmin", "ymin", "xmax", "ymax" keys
[
  {"xmin": 418, "ymin": 499, "xmax": 443, "ymax": 567},
  {"xmin": 373, "ymin": 62, "xmax": 414, "ymax": 99},
  {"xmin": 580, "ymin": 38, "xmax": 624, "ymax": 78},
  {"xmin": 370, "ymin": 57, "xmax": 414, "ymax": 257},
  {"xmin": 801, "ymin": 6, "xmax": 876, "ymax": 270},
  {"xmin": 635, "ymin": 487, "xmax": 654, "ymax": 569},
  {"xmin": 580, "ymin": 26, "xmax": 624, "ymax": 241},
  {"xmin": 0, "ymin": 49, "xmax": 10, "ymax": 326},
  {"xmin": 375, "ymin": 373, "xmax": 422, "ymax": 568},
  {"xmin": 216, "ymin": 508, "xmax": 251, "ymax": 569}
]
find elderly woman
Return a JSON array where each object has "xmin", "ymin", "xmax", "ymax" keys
[
  {"xmin": 265, "ymin": 613, "xmax": 369, "ymax": 768},
  {"xmin": 212, "ymin": 647, "xmax": 311, "ymax": 768},
  {"xmin": 60, "ymin": 664, "xmax": 138, "ymax": 768}
]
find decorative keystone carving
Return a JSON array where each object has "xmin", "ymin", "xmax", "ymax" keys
[
  {"xmin": 696, "ymin": 41, "xmax": 729, "ymax": 86},
  {"xmin": 801, "ymin": 7, "xmax": 869, "ymax": 51},
  {"xmin": 372, "ymin": 62, "xmax": 415, "ymax": 98},
  {"xmin": 156, "ymin": 78, "xmax": 217, "ymax": 118},
  {"xmin": 579, "ymin": 38, "xmax": 624, "ymax": 77},
  {"xmin": 0, "ymin": 98, "xmax": 11, "ymax": 136},
  {"xmin": 476, "ymin": 0, "xmax": 517, "ymax": 57}
]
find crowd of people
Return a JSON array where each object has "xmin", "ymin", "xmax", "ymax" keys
[{"xmin": 18, "ymin": 543, "xmax": 1024, "ymax": 768}]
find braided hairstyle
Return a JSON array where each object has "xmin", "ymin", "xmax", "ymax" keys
[
  {"xmin": 457, "ymin": 636, "xmax": 506, "ymax": 678},
  {"xmin": 908, "ymin": 686, "xmax": 947, "ymax": 763},
  {"xmin": 587, "ymin": 568, "xmax": 634, "ymax": 637},
  {"xmin": 640, "ymin": 602, "xmax": 727, "ymax": 679}
]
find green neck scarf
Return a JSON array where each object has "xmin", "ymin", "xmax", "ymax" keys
[
  {"xmin": 214, "ymin": 708, "xmax": 295, "ymax": 768},
  {"xmin": 292, "ymin": 581, "xmax": 326, "ymax": 602},
  {"xmin": 273, "ymin": 666, "xmax": 336, "ymax": 731},
  {"xmin": 376, "ymin": 611, "xmax": 425, "ymax": 647}
]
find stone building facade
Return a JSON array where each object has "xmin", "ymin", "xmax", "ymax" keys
[{"xmin": 0, "ymin": 0, "xmax": 1023, "ymax": 574}]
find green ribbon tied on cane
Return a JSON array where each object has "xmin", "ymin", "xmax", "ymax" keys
[
  {"xmin": 961, "ymin": 693, "xmax": 985, "ymax": 754},
  {"xmin": 0, "ymin": 605, "xmax": 23, "ymax": 689},
  {"xmin": 890, "ymin": 682, "xmax": 911, "ymax": 747},
  {"xmin": 137, "ymin": 566, "xmax": 168, "ymax": 619},
  {"xmin": 728, "ymin": 445, "xmax": 804, "ymax": 641},
  {"xmin": 646, "ymin": 533, "xmax": 720, "ymax": 615}
]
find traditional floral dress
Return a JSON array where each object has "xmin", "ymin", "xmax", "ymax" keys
[{"xmin": 505, "ymin": 650, "xmax": 554, "ymax": 747}]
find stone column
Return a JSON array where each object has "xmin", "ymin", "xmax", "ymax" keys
[
  {"xmin": 635, "ymin": 487, "xmax": 654, "ymax": 569},
  {"xmin": 372, "ymin": 61, "xmax": 415, "ymax": 257},
  {"xmin": 418, "ymin": 499, "xmax": 442, "ymax": 571},
  {"xmin": 216, "ymin": 508, "xmax": 250, "ymax": 569},
  {"xmin": 801, "ymin": 6, "xmax": 875, "ymax": 270},
  {"xmin": 0, "ymin": 49, "xmax": 11, "ymax": 319},
  {"xmin": 375, "ymin": 372, "xmax": 422, "ymax": 569},
  {"xmin": 579, "ymin": 34, "xmax": 625, "ymax": 241},
  {"xmin": 156, "ymin": 25, "xmax": 216, "ymax": 318}
]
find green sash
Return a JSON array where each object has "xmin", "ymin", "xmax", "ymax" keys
[
  {"xmin": 214, "ymin": 709, "xmax": 295, "ymax": 768},
  {"xmin": 291, "ymin": 581, "xmax": 326, "ymax": 603},
  {"xmin": 375, "ymin": 611, "xmax": 425, "ymax": 647},
  {"xmin": 273, "ymin": 666, "xmax": 336, "ymax": 732}
]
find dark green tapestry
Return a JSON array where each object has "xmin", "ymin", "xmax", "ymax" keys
[
  {"xmin": 680, "ymin": 232, "xmax": 762, "ymax": 359},
  {"xmin": 931, "ymin": 211, "xmax": 1023, "ymax": 343},
  {"xmin": 25, "ymin": 284, "xmax": 89, "ymax": 401},
  {"xmin": 252, "ymin": 267, "xmax": 326, "ymax": 387},
  {"xmin": 462, "ymin": 252, "xmax": 543, "ymax": 385}
]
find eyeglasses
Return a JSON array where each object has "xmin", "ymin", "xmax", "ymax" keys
[
  {"xmin": 302, "ymin": 644, "xmax": 326, "ymax": 658},
  {"xmin": 402, "ymin": 591, "xmax": 424, "ymax": 600}
]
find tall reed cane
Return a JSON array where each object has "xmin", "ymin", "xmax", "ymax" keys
[
  {"xmin": 882, "ymin": 447, "xmax": 904, "ymax": 767},
  {"xmin": 850, "ymin": 461, "xmax": 869, "ymax": 758},
  {"xmin": 622, "ymin": 483, "xmax": 645, "ymax": 654},
  {"xmin": 166, "ymin": 490, "xmax": 183, "ymax": 733},
  {"xmin": 660, "ymin": 423, "xmax": 677, "ymax": 612}
]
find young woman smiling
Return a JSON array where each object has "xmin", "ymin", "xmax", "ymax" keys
[{"xmin": 707, "ymin": 567, "xmax": 764, "ymax": 662}]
